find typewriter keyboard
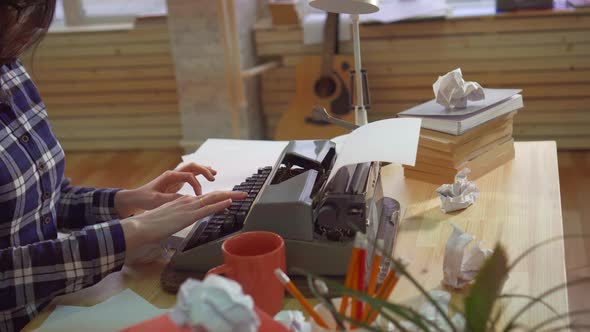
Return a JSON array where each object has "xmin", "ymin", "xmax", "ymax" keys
[{"xmin": 182, "ymin": 166, "xmax": 272, "ymax": 251}]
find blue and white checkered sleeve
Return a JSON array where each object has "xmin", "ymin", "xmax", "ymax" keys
[
  {"xmin": 0, "ymin": 220, "xmax": 126, "ymax": 313},
  {"xmin": 57, "ymin": 178, "xmax": 122, "ymax": 229}
]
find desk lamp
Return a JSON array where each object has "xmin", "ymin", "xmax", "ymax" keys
[{"xmin": 309, "ymin": 0, "xmax": 379, "ymax": 126}]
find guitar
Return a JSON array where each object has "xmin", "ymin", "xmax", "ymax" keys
[{"xmin": 274, "ymin": 12, "xmax": 354, "ymax": 140}]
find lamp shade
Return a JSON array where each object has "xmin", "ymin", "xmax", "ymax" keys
[{"xmin": 309, "ymin": 0, "xmax": 379, "ymax": 14}]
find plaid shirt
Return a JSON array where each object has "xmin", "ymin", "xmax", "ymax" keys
[{"xmin": 0, "ymin": 61, "xmax": 126, "ymax": 332}]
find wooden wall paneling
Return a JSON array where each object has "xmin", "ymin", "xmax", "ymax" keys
[
  {"xmin": 32, "ymin": 43, "xmax": 171, "ymax": 58},
  {"xmin": 49, "ymin": 114, "xmax": 181, "ymax": 128},
  {"xmin": 39, "ymin": 79, "xmax": 177, "ymax": 94},
  {"xmin": 359, "ymin": 44, "xmax": 590, "ymax": 64},
  {"xmin": 20, "ymin": 16, "xmax": 181, "ymax": 151},
  {"xmin": 515, "ymin": 110, "xmax": 590, "ymax": 124},
  {"xmin": 58, "ymin": 138, "xmax": 181, "ymax": 151},
  {"xmin": 254, "ymin": 11, "xmax": 590, "ymax": 40},
  {"xmin": 280, "ymin": 55, "xmax": 590, "ymax": 72},
  {"xmin": 358, "ymin": 12, "xmax": 590, "ymax": 38},
  {"xmin": 43, "ymin": 92, "xmax": 178, "ymax": 105},
  {"xmin": 24, "ymin": 54, "xmax": 173, "ymax": 70},
  {"xmin": 47, "ymin": 104, "xmax": 178, "ymax": 117},
  {"xmin": 513, "ymin": 124, "xmax": 590, "ymax": 137},
  {"xmin": 39, "ymin": 31, "xmax": 170, "ymax": 47},
  {"xmin": 521, "ymin": 137, "xmax": 590, "ymax": 149},
  {"xmin": 256, "ymin": 30, "xmax": 590, "ymax": 57},
  {"xmin": 33, "ymin": 67, "xmax": 175, "ymax": 83},
  {"xmin": 53, "ymin": 127, "xmax": 181, "ymax": 140},
  {"xmin": 362, "ymin": 56, "xmax": 590, "ymax": 74},
  {"xmin": 263, "ymin": 68, "xmax": 590, "ymax": 91},
  {"xmin": 255, "ymin": 9, "xmax": 590, "ymax": 148}
]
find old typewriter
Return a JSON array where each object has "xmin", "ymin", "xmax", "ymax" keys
[{"xmin": 162, "ymin": 139, "xmax": 400, "ymax": 291}]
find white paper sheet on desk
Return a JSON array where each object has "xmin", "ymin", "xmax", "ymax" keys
[
  {"xmin": 327, "ymin": 118, "xmax": 421, "ymax": 183},
  {"xmin": 42, "ymin": 305, "xmax": 84, "ymax": 324},
  {"xmin": 35, "ymin": 289, "xmax": 168, "ymax": 332},
  {"xmin": 174, "ymin": 139, "xmax": 289, "ymax": 238}
]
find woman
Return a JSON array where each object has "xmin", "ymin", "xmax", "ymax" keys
[{"xmin": 0, "ymin": 1, "xmax": 246, "ymax": 331}]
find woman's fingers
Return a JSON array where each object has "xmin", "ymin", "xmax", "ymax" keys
[
  {"xmin": 165, "ymin": 192, "xmax": 248, "ymax": 231},
  {"xmin": 155, "ymin": 192, "xmax": 184, "ymax": 206},
  {"xmin": 161, "ymin": 171, "xmax": 202, "ymax": 195},
  {"xmin": 193, "ymin": 198, "xmax": 233, "ymax": 220},
  {"xmin": 177, "ymin": 163, "xmax": 216, "ymax": 181},
  {"xmin": 203, "ymin": 165, "xmax": 217, "ymax": 175},
  {"xmin": 196, "ymin": 190, "xmax": 248, "ymax": 208},
  {"xmin": 165, "ymin": 183, "xmax": 184, "ymax": 193}
]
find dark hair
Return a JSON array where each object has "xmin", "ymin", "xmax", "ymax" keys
[{"xmin": 0, "ymin": 0, "xmax": 56, "ymax": 65}]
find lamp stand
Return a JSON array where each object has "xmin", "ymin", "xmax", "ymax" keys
[{"xmin": 351, "ymin": 14, "xmax": 368, "ymax": 126}]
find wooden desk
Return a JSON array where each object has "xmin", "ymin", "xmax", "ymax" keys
[{"xmin": 25, "ymin": 141, "xmax": 568, "ymax": 330}]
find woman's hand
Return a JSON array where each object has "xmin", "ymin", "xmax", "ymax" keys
[
  {"xmin": 120, "ymin": 190, "xmax": 247, "ymax": 251},
  {"xmin": 114, "ymin": 163, "xmax": 217, "ymax": 218}
]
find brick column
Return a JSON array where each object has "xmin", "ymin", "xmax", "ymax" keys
[{"xmin": 166, "ymin": 0, "xmax": 265, "ymax": 152}]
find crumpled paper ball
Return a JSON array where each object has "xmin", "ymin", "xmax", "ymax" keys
[
  {"xmin": 386, "ymin": 290, "xmax": 466, "ymax": 332},
  {"xmin": 416, "ymin": 290, "xmax": 466, "ymax": 332},
  {"xmin": 274, "ymin": 310, "xmax": 311, "ymax": 332},
  {"xmin": 442, "ymin": 222, "xmax": 493, "ymax": 289},
  {"xmin": 433, "ymin": 68, "xmax": 485, "ymax": 109},
  {"xmin": 168, "ymin": 275, "xmax": 260, "ymax": 332},
  {"xmin": 436, "ymin": 168, "xmax": 479, "ymax": 213}
]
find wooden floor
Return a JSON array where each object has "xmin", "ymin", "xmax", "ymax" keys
[
  {"xmin": 557, "ymin": 150, "xmax": 590, "ymax": 324},
  {"xmin": 64, "ymin": 149, "xmax": 183, "ymax": 189},
  {"xmin": 64, "ymin": 148, "xmax": 590, "ymax": 320}
]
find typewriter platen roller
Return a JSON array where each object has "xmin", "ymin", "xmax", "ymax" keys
[{"xmin": 167, "ymin": 140, "xmax": 399, "ymax": 277}]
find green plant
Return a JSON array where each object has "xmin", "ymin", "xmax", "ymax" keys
[{"xmin": 303, "ymin": 235, "xmax": 590, "ymax": 332}]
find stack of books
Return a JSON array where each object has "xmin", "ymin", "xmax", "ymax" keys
[{"xmin": 398, "ymin": 89, "xmax": 523, "ymax": 184}]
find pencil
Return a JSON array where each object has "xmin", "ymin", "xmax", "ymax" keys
[
  {"xmin": 274, "ymin": 269, "xmax": 329, "ymax": 329},
  {"xmin": 368, "ymin": 274, "xmax": 399, "ymax": 324},
  {"xmin": 367, "ymin": 239, "xmax": 384, "ymax": 296},
  {"xmin": 350, "ymin": 261, "xmax": 358, "ymax": 328},
  {"xmin": 351, "ymin": 233, "xmax": 367, "ymax": 328},
  {"xmin": 364, "ymin": 269, "xmax": 400, "ymax": 324},
  {"xmin": 361, "ymin": 240, "xmax": 384, "ymax": 323},
  {"xmin": 362, "ymin": 270, "xmax": 392, "ymax": 322},
  {"xmin": 339, "ymin": 248, "xmax": 358, "ymax": 316},
  {"xmin": 356, "ymin": 244, "xmax": 366, "ymax": 320}
]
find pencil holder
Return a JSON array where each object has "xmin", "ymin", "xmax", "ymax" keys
[{"xmin": 311, "ymin": 298, "xmax": 372, "ymax": 332}]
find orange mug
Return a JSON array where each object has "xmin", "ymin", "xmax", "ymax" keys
[{"xmin": 206, "ymin": 231, "xmax": 286, "ymax": 315}]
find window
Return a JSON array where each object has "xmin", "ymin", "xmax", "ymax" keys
[
  {"xmin": 52, "ymin": 0, "xmax": 167, "ymax": 28},
  {"xmin": 81, "ymin": 0, "xmax": 167, "ymax": 18},
  {"xmin": 446, "ymin": 0, "xmax": 496, "ymax": 18}
]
